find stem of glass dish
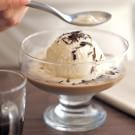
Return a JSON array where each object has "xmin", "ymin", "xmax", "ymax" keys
[
  {"xmin": 55, "ymin": 94, "xmax": 95, "ymax": 117},
  {"xmin": 44, "ymin": 93, "xmax": 106, "ymax": 132}
]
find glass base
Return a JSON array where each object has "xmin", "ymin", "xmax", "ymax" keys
[{"xmin": 43, "ymin": 95, "xmax": 107, "ymax": 132}]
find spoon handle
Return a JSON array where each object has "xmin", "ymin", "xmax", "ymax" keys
[
  {"xmin": 27, "ymin": 1, "xmax": 54, "ymax": 13},
  {"xmin": 26, "ymin": 1, "xmax": 66, "ymax": 20}
]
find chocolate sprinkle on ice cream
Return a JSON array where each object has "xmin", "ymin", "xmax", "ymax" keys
[
  {"xmin": 80, "ymin": 41, "xmax": 92, "ymax": 47},
  {"xmin": 45, "ymin": 30, "xmax": 105, "ymax": 79},
  {"xmin": 90, "ymin": 66, "xmax": 95, "ymax": 73},
  {"xmin": 92, "ymin": 48, "xmax": 96, "ymax": 61},
  {"xmin": 58, "ymin": 80, "xmax": 64, "ymax": 83},
  {"xmin": 72, "ymin": 50, "xmax": 77, "ymax": 60},
  {"xmin": 66, "ymin": 78, "xmax": 70, "ymax": 83},
  {"xmin": 58, "ymin": 31, "xmax": 92, "ymax": 45}
]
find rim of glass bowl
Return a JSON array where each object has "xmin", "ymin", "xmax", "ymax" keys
[
  {"xmin": 21, "ymin": 28, "xmax": 129, "ymax": 65},
  {"xmin": 0, "ymin": 69, "xmax": 27, "ymax": 95}
]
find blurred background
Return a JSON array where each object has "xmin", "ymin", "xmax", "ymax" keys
[{"xmin": 0, "ymin": 0, "xmax": 134, "ymax": 67}]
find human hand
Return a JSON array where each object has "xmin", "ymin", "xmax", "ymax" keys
[{"xmin": 0, "ymin": 0, "xmax": 29, "ymax": 31}]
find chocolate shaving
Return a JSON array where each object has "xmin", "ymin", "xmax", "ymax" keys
[
  {"xmin": 68, "ymin": 31, "xmax": 81, "ymax": 43},
  {"xmin": 72, "ymin": 83, "xmax": 76, "ymax": 85},
  {"xmin": 58, "ymin": 80, "xmax": 64, "ymax": 83},
  {"xmin": 81, "ymin": 80, "xmax": 86, "ymax": 83},
  {"xmin": 79, "ymin": 80, "xmax": 91, "ymax": 84},
  {"xmin": 66, "ymin": 78, "xmax": 70, "ymax": 83},
  {"xmin": 62, "ymin": 37, "xmax": 69, "ymax": 44},
  {"xmin": 92, "ymin": 48, "xmax": 96, "ymax": 61},
  {"xmin": 80, "ymin": 42, "xmax": 87, "ymax": 47},
  {"xmin": 87, "ymin": 34, "xmax": 92, "ymax": 39},
  {"xmin": 72, "ymin": 50, "xmax": 77, "ymax": 60},
  {"xmin": 100, "ymin": 54, "xmax": 103, "ymax": 60},
  {"xmin": 58, "ymin": 31, "xmax": 91, "ymax": 45},
  {"xmin": 80, "ymin": 41, "xmax": 92, "ymax": 47},
  {"xmin": 109, "ymin": 71, "xmax": 116, "ymax": 75},
  {"xmin": 90, "ymin": 66, "xmax": 95, "ymax": 73},
  {"xmin": 88, "ymin": 51, "xmax": 92, "ymax": 56}
]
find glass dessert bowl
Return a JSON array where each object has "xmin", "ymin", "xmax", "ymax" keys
[{"xmin": 20, "ymin": 29, "xmax": 129, "ymax": 132}]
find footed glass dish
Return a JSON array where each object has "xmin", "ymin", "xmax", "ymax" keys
[{"xmin": 20, "ymin": 29, "xmax": 129, "ymax": 132}]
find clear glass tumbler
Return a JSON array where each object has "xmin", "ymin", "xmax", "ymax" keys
[
  {"xmin": 0, "ymin": 69, "xmax": 27, "ymax": 135},
  {"xmin": 20, "ymin": 29, "xmax": 129, "ymax": 132}
]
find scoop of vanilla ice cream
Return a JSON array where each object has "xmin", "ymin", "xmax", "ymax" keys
[{"xmin": 44, "ymin": 31, "xmax": 105, "ymax": 79}]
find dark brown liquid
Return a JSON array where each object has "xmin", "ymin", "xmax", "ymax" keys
[
  {"xmin": 0, "ymin": 102, "xmax": 24, "ymax": 135},
  {"xmin": 0, "ymin": 118, "xmax": 23, "ymax": 135},
  {"xmin": 28, "ymin": 71, "xmax": 124, "ymax": 95}
]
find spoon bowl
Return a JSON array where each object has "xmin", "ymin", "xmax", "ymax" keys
[
  {"xmin": 70, "ymin": 11, "xmax": 111, "ymax": 26},
  {"xmin": 27, "ymin": 1, "xmax": 111, "ymax": 26}
]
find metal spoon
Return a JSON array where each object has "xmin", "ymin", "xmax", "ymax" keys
[{"xmin": 26, "ymin": 1, "xmax": 111, "ymax": 26}]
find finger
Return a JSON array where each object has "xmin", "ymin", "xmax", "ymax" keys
[
  {"xmin": 0, "ymin": 0, "xmax": 29, "ymax": 10},
  {"xmin": 13, "ymin": 7, "xmax": 28, "ymax": 23},
  {"xmin": 3, "ymin": 7, "xmax": 28, "ymax": 25},
  {"xmin": 9, "ymin": 0, "xmax": 30, "ymax": 7}
]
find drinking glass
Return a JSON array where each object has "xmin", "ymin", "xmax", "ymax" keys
[
  {"xmin": 0, "ymin": 69, "xmax": 27, "ymax": 135},
  {"xmin": 20, "ymin": 29, "xmax": 129, "ymax": 132}
]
